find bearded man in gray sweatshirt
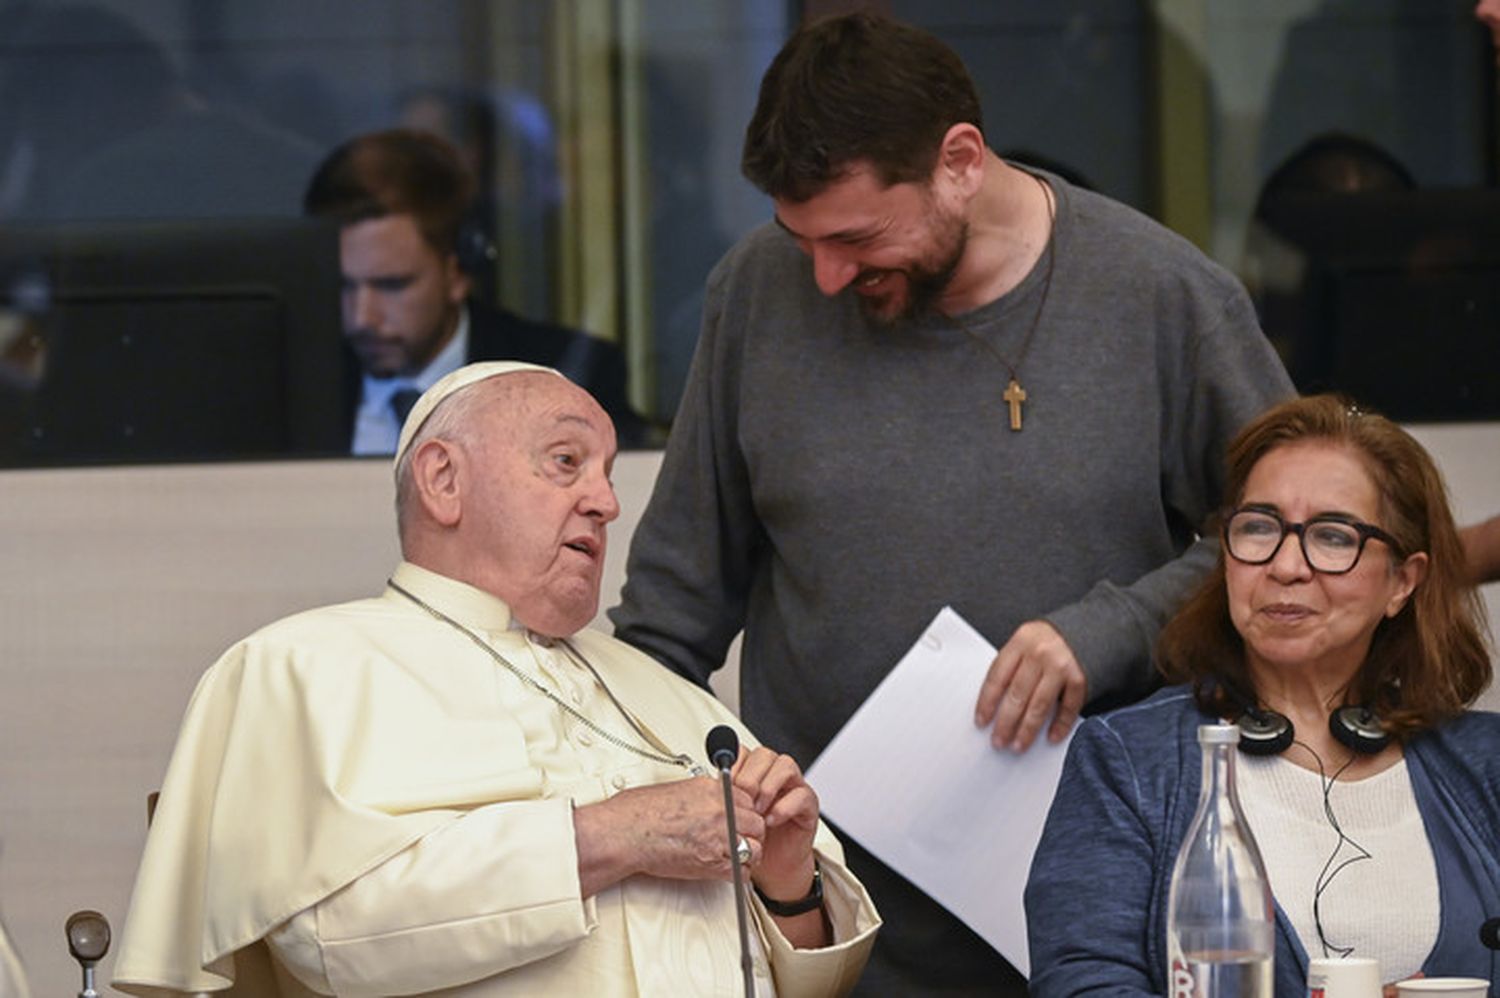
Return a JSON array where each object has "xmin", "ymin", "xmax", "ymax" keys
[{"xmin": 611, "ymin": 11, "xmax": 1293, "ymax": 996}]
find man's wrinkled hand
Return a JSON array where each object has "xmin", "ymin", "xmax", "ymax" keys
[
  {"xmin": 972, "ymin": 620, "xmax": 1087, "ymax": 752},
  {"xmin": 585, "ymin": 776, "xmax": 764, "ymax": 884}
]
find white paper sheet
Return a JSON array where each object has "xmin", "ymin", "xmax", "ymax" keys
[{"xmin": 804, "ymin": 605, "xmax": 1074, "ymax": 977}]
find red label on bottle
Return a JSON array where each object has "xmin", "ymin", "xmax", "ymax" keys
[{"xmin": 1170, "ymin": 958, "xmax": 1194, "ymax": 998}]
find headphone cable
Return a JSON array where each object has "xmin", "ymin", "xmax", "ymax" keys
[{"xmin": 1300, "ymin": 741, "xmax": 1373, "ymax": 960}]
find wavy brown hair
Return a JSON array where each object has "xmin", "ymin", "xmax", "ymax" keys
[
  {"xmin": 741, "ymin": 12, "xmax": 983, "ymax": 203},
  {"xmin": 303, "ymin": 128, "xmax": 475, "ymax": 259},
  {"xmin": 1157, "ymin": 394, "xmax": 1491, "ymax": 737}
]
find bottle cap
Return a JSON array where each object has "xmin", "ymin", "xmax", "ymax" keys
[{"xmin": 1197, "ymin": 723, "xmax": 1241, "ymax": 745}]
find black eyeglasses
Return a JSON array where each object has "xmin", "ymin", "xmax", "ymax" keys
[{"xmin": 1222, "ymin": 507, "xmax": 1400, "ymax": 575}]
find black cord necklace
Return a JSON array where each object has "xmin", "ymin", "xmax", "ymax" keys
[{"xmin": 949, "ymin": 171, "xmax": 1056, "ymax": 432}]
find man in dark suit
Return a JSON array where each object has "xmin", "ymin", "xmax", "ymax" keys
[{"xmin": 303, "ymin": 128, "xmax": 649, "ymax": 453}]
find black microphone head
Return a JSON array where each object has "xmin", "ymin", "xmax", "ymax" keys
[
  {"xmin": 705, "ymin": 724, "xmax": 740, "ymax": 770},
  {"xmin": 1480, "ymin": 916, "xmax": 1500, "ymax": 950},
  {"xmin": 65, "ymin": 909, "xmax": 110, "ymax": 963}
]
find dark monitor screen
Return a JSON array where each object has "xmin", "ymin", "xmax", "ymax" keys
[
  {"xmin": 0, "ymin": 217, "xmax": 349, "ymax": 466},
  {"xmin": 1255, "ymin": 189, "xmax": 1500, "ymax": 422}
]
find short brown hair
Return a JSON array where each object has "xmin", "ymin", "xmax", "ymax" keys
[
  {"xmin": 741, "ymin": 12, "xmax": 983, "ymax": 203},
  {"xmin": 303, "ymin": 128, "xmax": 475, "ymax": 257},
  {"xmin": 1157, "ymin": 394, "xmax": 1491, "ymax": 737}
]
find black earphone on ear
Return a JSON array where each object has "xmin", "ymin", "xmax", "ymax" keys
[
  {"xmin": 455, "ymin": 219, "xmax": 498, "ymax": 278},
  {"xmin": 1234, "ymin": 703, "xmax": 1390, "ymax": 757}
]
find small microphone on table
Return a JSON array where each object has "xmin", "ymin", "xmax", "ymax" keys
[
  {"xmin": 65, "ymin": 909, "xmax": 110, "ymax": 998},
  {"xmin": 1481, "ymin": 917, "xmax": 1500, "ymax": 950},
  {"xmin": 1481, "ymin": 916, "xmax": 1500, "ymax": 994},
  {"xmin": 706, "ymin": 724, "xmax": 755, "ymax": 998}
]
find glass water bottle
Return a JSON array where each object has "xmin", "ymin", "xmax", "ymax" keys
[{"xmin": 1166, "ymin": 723, "xmax": 1275, "ymax": 998}]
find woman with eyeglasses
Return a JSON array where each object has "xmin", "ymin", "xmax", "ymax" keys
[{"xmin": 1025, "ymin": 393, "xmax": 1497, "ymax": 995}]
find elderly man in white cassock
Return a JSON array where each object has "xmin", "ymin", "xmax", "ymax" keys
[{"xmin": 113, "ymin": 361, "xmax": 879, "ymax": 997}]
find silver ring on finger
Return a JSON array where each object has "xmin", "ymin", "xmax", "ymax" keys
[{"xmin": 736, "ymin": 836, "xmax": 752, "ymax": 865}]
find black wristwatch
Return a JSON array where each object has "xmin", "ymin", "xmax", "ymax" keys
[{"xmin": 753, "ymin": 863, "xmax": 824, "ymax": 916}]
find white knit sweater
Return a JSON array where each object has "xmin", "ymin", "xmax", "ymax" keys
[{"xmin": 1238, "ymin": 753, "xmax": 1439, "ymax": 983}]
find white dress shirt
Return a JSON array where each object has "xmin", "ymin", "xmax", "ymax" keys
[{"xmin": 350, "ymin": 311, "xmax": 470, "ymax": 455}]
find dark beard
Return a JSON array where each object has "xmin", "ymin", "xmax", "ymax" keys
[{"xmin": 857, "ymin": 219, "xmax": 968, "ymax": 325}]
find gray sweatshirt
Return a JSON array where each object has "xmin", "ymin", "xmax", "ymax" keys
[{"xmin": 613, "ymin": 173, "xmax": 1293, "ymax": 768}]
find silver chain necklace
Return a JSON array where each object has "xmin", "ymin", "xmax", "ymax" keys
[{"xmin": 388, "ymin": 580, "xmax": 705, "ymax": 776}]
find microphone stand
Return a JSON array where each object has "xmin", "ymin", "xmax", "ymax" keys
[{"xmin": 715, "ymin": 760, "xmax": 756, "ymax": 998}]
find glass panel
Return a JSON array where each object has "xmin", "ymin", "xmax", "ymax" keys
[
  {"xmin": 893, "ymin": 1, "xmax": 1150, "ymax": 208},
  {"xmin": 1, "ymin": 0, "xmax": 1494, "ymax": 468},
  {"xmin": 1206, "ymin": 0, "xmax": 1499, "ymax": 421}
]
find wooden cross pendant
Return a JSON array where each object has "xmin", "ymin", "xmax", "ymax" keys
[{"xmin": 1003, "ymin": 378, "xmax": 1027, "ymax": 431}]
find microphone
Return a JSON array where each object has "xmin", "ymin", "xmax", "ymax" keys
[
  {"xmin": 705, "ymin": 724, "xmax": 754, "ymax": 998},
  {"xmin": 1481, "ymin": 917, "xmax": 1500, "ymax": 950},
  {"xmin": 65, "ymin": 909, "xmax": 111, "ymax": 998},
  {"xmin": 1482, "ymin": 916, "xmax": 1500, "ymax": 996},
  {"xmin": 707, "ymin": 723, "xmax": 740, "ymax": 770}
]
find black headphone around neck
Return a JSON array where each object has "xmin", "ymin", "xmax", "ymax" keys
[{"xmin": 1235, "ymin": 703, "xmax": 1390, "ymax": 757}]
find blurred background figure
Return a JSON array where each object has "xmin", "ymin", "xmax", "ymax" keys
[
  {"xmin": 0, "ymin": 2, "xmax": 317, "ymax": 221},
  {"xmin": 303, "ymin": 128, "xmax": 650, "ymax": 455},
  {"xmin": 393, "ymin": 81, "xmax": 568, "ymax": 328},
  {"xmin": 0, "ymin": 3, "xmax": 170, "ymax": 220},
  {"xmin": 1242, "ymin": 131, "xmax": 1416, "ymax": 388},
  {"xmin": 396, "ymin": 85, "xmax": 504, "ymax": 307},
  {"xmin": 1477, "ymin": 0, "xmax": 1500, "ymax": 58},
  {"xmin": 1028, "ymin": 394, "xmax": 1498, "ymax": 994},
  {"xmin": 1451, "ymin": 0, "xmax": 1500, "ymax": 592},
  {"xmin": 1462, "ymin": 513, "xmax": 1500, "ymax": 585}
]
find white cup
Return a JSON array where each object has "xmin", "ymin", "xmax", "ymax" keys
[
  {"xmin": 1306, "ymin": 957, "xmax": 1382, "ymax": 998},
  {"xmin": 1394, "ymin": 979, "xmax": 1490, "ymax": 998}
]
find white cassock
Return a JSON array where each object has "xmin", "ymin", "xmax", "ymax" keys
[{"xmin": 113, "ymin": 562, "xmax": 879, "ymax": 997}]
